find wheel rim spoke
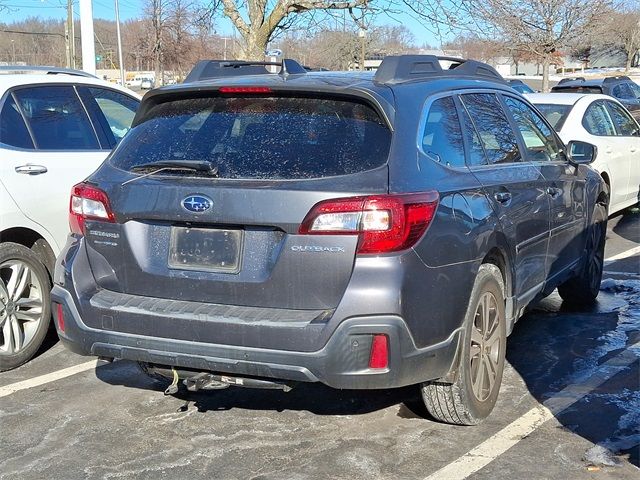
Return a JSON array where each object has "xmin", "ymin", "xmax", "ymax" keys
[
  {"xmin": 15, "ymin": 309, "xmax": 42, "ymax": 322},
  {"xmin": 10, "ymin": 316, "xmax": 22, "ymax": 352},
  {"xmin": 0, "ymin": 278, "xmax": 9, "ymax": 305},
  {"xmin": 2, "ymin": 317, "xmax": 15, "ymax": 353}
]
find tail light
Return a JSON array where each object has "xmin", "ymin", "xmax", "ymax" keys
[
  {"xmin": 69, "ymin": 183, "xmax": 115, "ymax": 235},
  {"xmin": 299, "ymin": 192, "xmax": 439, "ymax": 254}
]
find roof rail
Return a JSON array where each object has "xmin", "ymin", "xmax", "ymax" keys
[
  {"xmin": 0, "ymin": 66, "xmax": 97, "ymax": 78},
  {"xmin": 603, "ymin": 75, "xmax": 631, "ymax": 83},
  {"xmin": 184, "ymin": 58, "xmax": 307, "ymax": 83},
  {"xmin": 557, "ymin": 77, "xmax": 585, "ymax": 85},
  {"xmin": 373, "ymin": 55, "xmax": 504, "ymax": 85}
]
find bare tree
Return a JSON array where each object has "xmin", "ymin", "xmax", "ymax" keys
[
  {"xmin": 409, "ymin": 0, "xmax": 612, "ymax": 91},
  {"xmin": 211, "ymin": 0, "xmax": 371, "ymax": 60},
  {"xmin": 602, "ymin": 4, "xmax": 640, "ymax": 72}
]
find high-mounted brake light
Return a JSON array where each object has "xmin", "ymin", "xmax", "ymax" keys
[
  {"xmin": 69, "ymin": 182, "xmax": 115, "ymax": 235},
  {"xmin": 299, "ymin": 192, "xmax": 439, "ymax": 254},
  {"xmin": 218, "ymin": 86, "xmax": 272, "ymax": 94}
]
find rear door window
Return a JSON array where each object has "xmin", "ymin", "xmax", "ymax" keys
[
  {"xmin": 81, "ymin": 87, "xmax": 139, "ymax": 146},
  {"xmin": 605, "ymin": 101, "xmax": 640, "ymax": 136},
  {"xmin": 0, "ymin": 95, "xmax": 34, "ymax": 149},
  {"xmin": 111, "ymin": 95, "xmax": 392, "ymax": 179},
  {"xmin": 459, "ymin": 93, "xmax": 522, "ymax": 165},
  {"xmin": 421, "ymin": 96, "xmax": 465, "ymax": 168},
  {"xmin": 12, "ymin": 86, "xmax": 99, "ymax": 150},
  {"xmin": 582, "ymin": 101, "xmax": 616, "ymax": 136}
]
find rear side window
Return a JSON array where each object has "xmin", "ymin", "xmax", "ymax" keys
[
  {"xmin": 582, "ymin": 101, "xmax": 616, "ymax": 136},
  {"xmin": 87, "ymin": 87, "xmax": 138, "ymax": 144},
  {"xmin": 504, "ymin": 96, "xmax": 562, "ymax": 162},
  {"xmin": 459, "ymin": 93, "xmax": 521, "ymax": 165},
  {"xmin": 111, "ymin": 96, "xmax": 391, "ymax": 179},
  {"xmin": 612, "ymin": 84, "xmax": 635, "ymax": 100},
  {"xmin": 0, "ymin": 95, "xmax": 34, "ymax": 149},
  {"xmin": 13, "ymin": 86, "xmax": 99, "ymax": 150},
  {"xmin": 421, "ymin": 96, "xmax": 465, "ymax": 168}
]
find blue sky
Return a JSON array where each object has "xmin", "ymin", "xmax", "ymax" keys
[{"xmin": 2, "ymin": 0, "xmax": 444, "ymax": 46}]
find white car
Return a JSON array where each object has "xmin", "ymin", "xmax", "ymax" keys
[
  {"xmin": 0, "ymin": 67, "xmax": 140, "ymax": 370},
  {"xmin": 526, "ymin": 93, "xmax": 640, "ymax": 215}
]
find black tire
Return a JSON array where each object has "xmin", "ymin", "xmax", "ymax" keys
[
  {"xmin": 421, "ymin": 264, "xmax": 507, "ymax": 425},
  {"xmin": 0, "ymin": 242, "xmax": 52, "ymax": 372},
  {"xmin": 558, "ymin": 203, "xmax": 607, "ymax": 304}
]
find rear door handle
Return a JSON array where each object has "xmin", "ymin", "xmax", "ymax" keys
[
  {"xmin": 15, "ymin": 164, "xmax": 48, "ymax": 175},
  {"xmin": 494, "ymin": 191, "xmax": 512, "ymax": 203},
  {"xmin": 547, "ymin": 187, "xmax": 562, "ymax": 198}
]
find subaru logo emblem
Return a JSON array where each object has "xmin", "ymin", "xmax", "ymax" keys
[{"xmin": 182, "ymin": 195, "xmax": 212, "ymax": 213}]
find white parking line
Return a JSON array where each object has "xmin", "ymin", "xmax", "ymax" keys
[
  {"xmin": 423, "ymin": 342, "xmax": 639, "ymax": 480},
  {"xmin": 604, "ymin": 245, "xmax": 640, "ymax": 265},
  {"xmin": 0, "ymin": 359, "xmax": 102, "ymax": 398}
]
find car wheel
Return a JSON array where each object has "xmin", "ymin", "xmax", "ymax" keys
[
  {"xmin": 421, "ymin": 264, "xmax": 506, "ymax": 425},
  {"xmin": 0, "ymin": 242, "xmax": 52, "ymax": 372},
  {"xmin": 558, "ymin": 202, "xmax": 607, "ymax": 304}
]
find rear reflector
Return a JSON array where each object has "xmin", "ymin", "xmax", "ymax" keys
[
  {"xmin": 369, "ymin": 334, "xmax": 389, "ymax": 369},
  {"xmin": 218, "ymin": 86, "xmax": 272, "ymax": 94},
  {"xmin": 55, "ymin": 303, "xmax": 65, "ymax": 332},
  {"xmin": 299, "ymin": 192, "xmax": 439, "ymax": 254}
]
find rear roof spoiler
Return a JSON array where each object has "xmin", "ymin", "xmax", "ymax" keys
[
  {"xmin": 184, "ymin": 59, "xmax": 307, "ymax": 83},
  {"xmin": 373, "ymin": 55, "xmax": 505, "ymax": 85}
]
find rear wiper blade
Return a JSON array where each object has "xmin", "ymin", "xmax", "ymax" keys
[
  {"xmin": 131, "ymin": 160, "xmax": 218, "ymax": 175},
  {"xmin": 123, "ymin": 160, "xmax": 219, "ymax": 186}
]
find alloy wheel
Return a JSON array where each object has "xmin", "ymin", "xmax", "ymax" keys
[
  {"xmin": 0, "ymin": 260, "xmax": 45, "ymax": 355},
  {"xmin": 469, "ymin": 291, "xmax": 502, "ymax": 402}
]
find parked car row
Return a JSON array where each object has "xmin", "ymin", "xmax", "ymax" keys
[{"xmin": 0, "ymin": 59, "xmax": 637, "ymax": 427}]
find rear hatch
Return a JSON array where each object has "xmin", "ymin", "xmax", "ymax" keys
[{"xmin": 83, "ymin": 91, "xmax": 393, "ymax": 311}]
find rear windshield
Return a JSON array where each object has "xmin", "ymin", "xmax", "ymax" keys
[
  {"xmin": 533, "ymin": 104, "xmax": 572, "ymax": 131},
  {"xmin": 110, "ymin": 95, "xmax": 391, "ymax": 180}
]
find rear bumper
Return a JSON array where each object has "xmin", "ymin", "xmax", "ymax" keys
[{"xmin": 52, "ymin": 284, "xmax": 461, "ymax": 389}]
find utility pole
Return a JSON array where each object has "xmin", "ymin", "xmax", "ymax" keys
[
  {"xmin": 114, "ymin": 0, "xmax": 125, "ymax": 85},
  {"xmin": 79, "ymin": 0, "xmax": 96, "ymax": 75},
  {"xmin": 68, "ymin": 0, "xmax": 76, "ymax": 68}
]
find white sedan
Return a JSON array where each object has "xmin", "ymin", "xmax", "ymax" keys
[{"xmin": 526, "ymin": 93, "xmax": 640, "ymax": 215}]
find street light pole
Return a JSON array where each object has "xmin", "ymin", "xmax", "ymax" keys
[
  {"xmin": 79, "ymin": 0, "xmax": 96, "ymax": 75},
  {"xmin": 114, "ymin": 0, "xmax": 125, "ymax": 85}
]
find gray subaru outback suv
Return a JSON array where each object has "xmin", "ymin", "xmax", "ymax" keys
[{"xmin": 52, "ymin": 56, "xmax": 607, "ymax": 425}]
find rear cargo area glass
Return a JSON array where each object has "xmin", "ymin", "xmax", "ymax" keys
[{"xmin": 111, "ymin": 96, "xmax": 391, "ymax": 179}]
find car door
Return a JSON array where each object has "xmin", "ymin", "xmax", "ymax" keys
[
  {"xmin": 581, "ymin": 99, "xmax": 628, "ymax": 210},
  {"xmin": 502, "ymin": 94, "xmax": 586, "ymax": 282},
  {"xmin": 0, "ymin": 85, "xmax": 112, "ymax": 252},
  {"xmin": 458, "ymin": 92, "xmax": 550, "ymax": 304},
  {"xmin": 604, "ymin": 99, "xmax": 640, "ymax": 203}
]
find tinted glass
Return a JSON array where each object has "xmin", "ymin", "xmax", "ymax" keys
[
  {"xmin": 111, "ymin": 96, "xmax": 391, "ymax": 179},
  {"xmin": 533, "ymin": 104, "xmax": 571, "ymax": 131},
  {"xmin": 629, "ymin": 83, "xmax": 640, "ymax": 100},
  {"xmin": 13, "ymin": 86, "xmax": 99, "ymax": 150},
  {"xmin": 510, "ymin": 83, "xmax": 535, "ymax": 94},
  {"xmin": 606, "ymin": 101, "xmax": 640, "ymax": 136},
  {"xmin": 421, "ymin": 96, "xmax": 465, "ymax": 168},
  {"xmin": 459, "ymin": 103, "xmax": 488, "ymax": 167},
  {"xmin": 0, "ymin": 95, "xmax": 34, "ymax": 149},
  {"xmin": 460, "ymin": 93, "xmax": 521, "ymax": 165},
  {"xmin": 504, "ymin": 96, "xmax": 562, "ymax": 162},
  {"xmin": 583, "ymin": 101, "xmax": 616, "ymax": 136},
  {"xmin": 612, "ymin": 84, "xmax": 635, "ymax": 100},
  {"xmin": 88, "ymin": 88, "xmax": 138, "ymax": 144}
]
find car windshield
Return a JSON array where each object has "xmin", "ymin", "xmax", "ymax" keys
[
  {"xmin": 532, "ymin": 103, "xmax": 572, "ymax": 131},
  {"xmin": 110, "ymin": 95, "xmax": 392, "ymax": 180}
]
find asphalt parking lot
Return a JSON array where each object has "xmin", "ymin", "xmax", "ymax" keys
[{"xmin": 0, "ymin": 209, "xmax": 638, "ymax": 480}]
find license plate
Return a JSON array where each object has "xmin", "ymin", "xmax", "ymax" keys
[{"xmin": 168, "ymin": 227, "xmax": 243, "ymax": 273}]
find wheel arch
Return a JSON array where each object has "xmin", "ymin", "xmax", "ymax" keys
[{"xmin": 0, "ymin": 227, "xmax": 57, "ymax": 277}]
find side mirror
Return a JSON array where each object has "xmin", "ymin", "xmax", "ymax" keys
[{"xmin": 567, "ymin": 140, "xmax": 597, "ymax": 165}]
